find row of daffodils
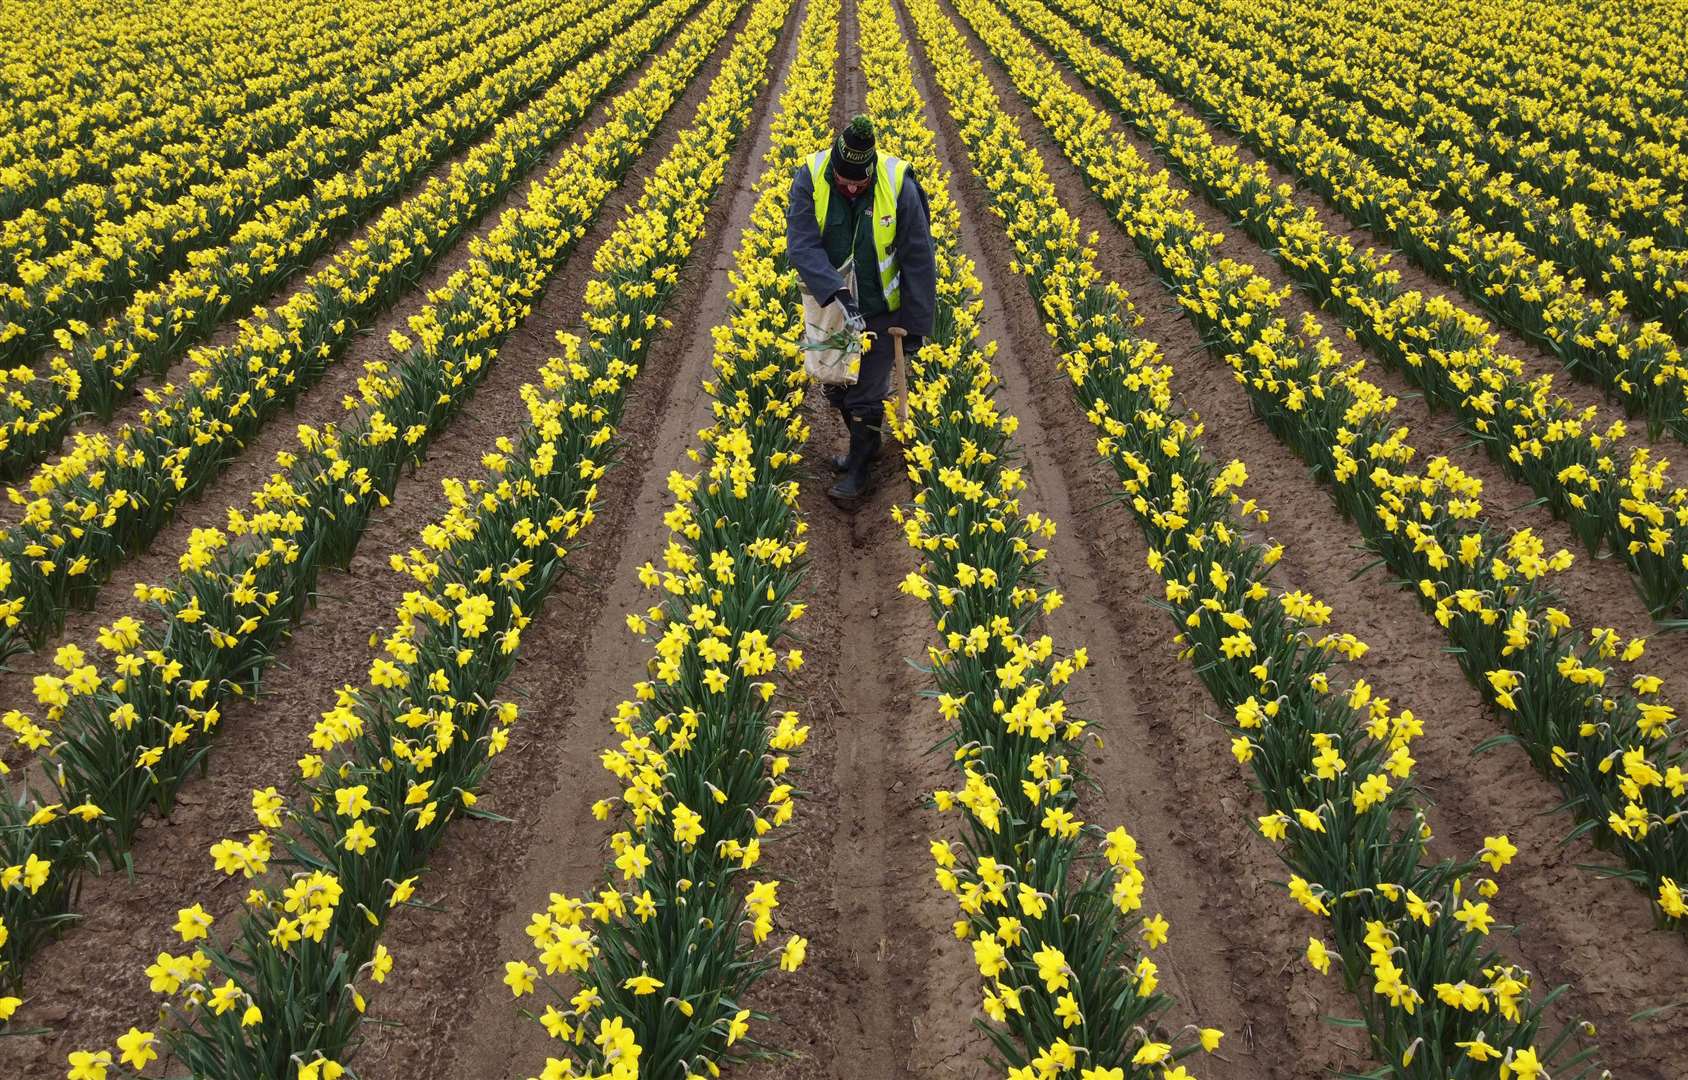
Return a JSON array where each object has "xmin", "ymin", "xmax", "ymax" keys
[
  {"xmin": 37, "ymin": 0, "xmax": 795, "ymax": 1073},
  {"xmin": 1191, "ymin": 0, "xmax": 1688, "ymax": 250},
  {"xmin": 0, "ymin": 0, "xmax": 697, "ymax": 661},
  {"xmin": 0, "ymin": 0, "xmax": 633, "ymax": 477},
  {"xmin": 1, "ymin": 0, "xmax": 526, "ymax": 316},
  {"xmin": 1130, "ymin": 0, "xmax": 1688, "ymax": 344},
  {"xmin": 1001, "ymin": 0, "xmax": 1688, "ymax": 618},
  {"xmin": 861, "ymin": 0, "xmax": 1224, "ymax": 1073},
  {"xmin": 0, "ymin": 0, "xmax": 560, "ymax": 368},
  {"xmin": 950, "ymin": 0, "xmax": 1688, "ymax": 921},
  {"xmin": 0, "ymin": 0, "xmax": 747, "ymax": 998},
  {"xmin": 1, "ymin": 0, "xmax": 396, "ymax": 221},
  {"xmin": 501, "ymin": 0, "xmax": 829, "ymax": 1075},
  {"xmin": 900, "ymin": 0, "xmax": 1598, "ymax": 1073},
  {"xmin": 1059, "ymin": 0, "xmax": 1688, "ymax": 444}
]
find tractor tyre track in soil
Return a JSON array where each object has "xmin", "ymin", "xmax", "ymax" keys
[
  {"xmin": 927, "ymin": 0, "xmax": 1688, "ymax": 1072},
  {"xmin": 735, "ymin": 397, "xmax": 968, "ymax": 1080},
  {"xmin": 0, "ymin": 3, "xmax": 757, "ymax": 1073}
]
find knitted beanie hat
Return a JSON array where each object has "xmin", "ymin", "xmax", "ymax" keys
[{"xmin": 833, "ymin": 114, "xmax": 876, "ymax": 181}]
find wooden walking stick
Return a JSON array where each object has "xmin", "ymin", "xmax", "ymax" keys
[{"xmin": 890, "ymin": 326, "xmax": 909, "ymax": 430}]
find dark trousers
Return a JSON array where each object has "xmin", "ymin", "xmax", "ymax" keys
[{"xmin": 823, "ymin": 317, "xmax": 923, "ymax": 420}]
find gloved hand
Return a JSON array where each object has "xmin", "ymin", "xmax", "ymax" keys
[{"xmin": 830, "ymin": 288, "xmax": 861, "ymax": 322}]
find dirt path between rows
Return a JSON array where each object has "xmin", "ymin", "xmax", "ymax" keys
[
  {"xmin": 929, "ymin": 0, "xmax": 1688, "ymax": 1073},
  {"xmin": 736, "ymin": 9, "xmax": 977, "ymax": 1074},
  {"xmin": 893, "ymin": 0, "xmax": 1355, "ymax": 1074},
  {"xmin": 1078, "ymin": 1, "xmax": 1688, "ymax": 679},
  {"xmin": 0, "ymin": 4, "xmax": 757, "ymax": 1074},
  {"xmin": 371, "ymin": 6, "xmax": 814, "ymax": 1076},
  {"xmin": 734, "ymin": 387, "xmax": 970, "ymax": 1080},
  {"xmin": 0, "ymin": 0, "xmax": 706, "ymax": 731}
]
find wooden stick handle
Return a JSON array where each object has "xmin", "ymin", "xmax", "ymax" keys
[{"xmin": 890, "ymin": 327, "xmax": 909, "ymax": 429}]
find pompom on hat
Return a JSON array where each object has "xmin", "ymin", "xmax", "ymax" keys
[{"xmin": 832, "ymin": 114, "xmax": 876, "ymax": 181}]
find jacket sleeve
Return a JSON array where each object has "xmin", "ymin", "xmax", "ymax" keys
[
  {"xmin": 892, "ymin": 171, "xmax": 937, "ymax": 337},
  {"xmin": 785, "ymin": 165, "xmax": 847, "ymax": 302}
]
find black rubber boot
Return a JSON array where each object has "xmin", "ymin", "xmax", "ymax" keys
[
  {"xmin": 830, "ymin": 406, "xmax": 854, "ymax": 472},
  {"xmin": 828, "ymin": 406, "xmax": 882, "ymax": 504},
  {"xmin": 831, "ymin": 407, "xmax": 885, "ymax": 472}
]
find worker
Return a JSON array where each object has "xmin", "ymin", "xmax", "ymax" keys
[{"xmin": 786, "ymin": 113, "xmax": 936, "ymax": 504}]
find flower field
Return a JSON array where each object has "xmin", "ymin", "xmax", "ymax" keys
[{"xmin": 0, "ymin": 0, "xmax": 1684, "ymax": 1077}]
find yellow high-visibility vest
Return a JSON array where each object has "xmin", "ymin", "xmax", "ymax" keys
[{"xmin": 807, "ymin": 148, "xmax": 909, "ymax": 310}]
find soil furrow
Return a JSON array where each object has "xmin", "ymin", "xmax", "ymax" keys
[
  {"xmin": 733, "ymin": 11, "xmax": 975, "ymax": 1078},
  {"xmin": 916, "ymin": 0, "xmax": 1688, "ymax": 1073},
  {"xmin": 802, "ymin": 15, "xmax": 968, "ymax": 1076},
  {"xmin": 0, "ymin": 6, "xmax": 760, "ymax": 1072},
  {"xmin": 894, "ymin": 0, "xmax": 1358, "ymax": 1073},
  {"xmin": 328, "ymin": 6, "xmax": 811, "ymax": 1075},
  {"xmin": 0, "ymin": 0, "xmax": 706, "ymax": 720},
  {"xmin": 737, "ymin": 415, "xmax": 967, "ymax": 1080}
]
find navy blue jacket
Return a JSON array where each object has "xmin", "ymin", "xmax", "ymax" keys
[{"xmin": 784, "ymin": 156, "xmax": 936, "ymax": 336}]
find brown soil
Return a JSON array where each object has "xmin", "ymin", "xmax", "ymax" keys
[
  {"xmin": 899, "ymin": 2, "xmax": 1356, "ymax": 1074},
  {"xmin": 6, "ymin": 4, "xmax": 1687, "ymax": 1080},
  {"xmin": 0, "ymin": 0, "xmax": 709, "ymax": 735},
  {"xmin": 733, "ymin": 8, "xmax": 981, "ymax": 1074},
  {"xmin": 0, "ymin": 3, "xmax": 756, "ymax": 1073},
  {"xmin": 0, "ymin": 0, "xmax": 595, "ymax": 492},
  {"xmin": 926, "ymin": 0, "xmax": 1688, "ymax": 1074}
]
